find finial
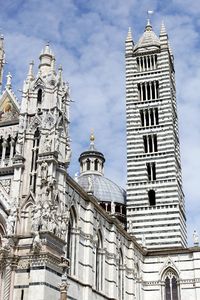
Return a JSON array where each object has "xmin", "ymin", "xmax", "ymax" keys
[
  {"xmin": 44, "ymin": 42, "xmax": 50, "ymax": 55},
  {"xmin": 145, "ymin": 10, "xmax": 154, "ymax": 31},
  {"xmin": 145, "ymin": 18, "xmax": 152, "ymax": 31},
  {"xmin": 6, "ymin": 72, "xmax": 12, "ymax": 89},
  {"xmin": 193, "ymin": 230, "xmax": 199, "ymax": 246},
  {"xmin": 90, "ymin": 129, "xmax": 95, "ymax": 142},
  {"xmin": 27, "ymin": 60, "xmax": 34, "ymax": 81},
  {"xmin": 126, "ymin": 27, "xmax": 133, "ymax": 42}
]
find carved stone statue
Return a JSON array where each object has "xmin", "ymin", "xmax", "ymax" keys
[
  {"xmin": 44, "ymin": 135, "xmax": 52, "ymax": 152},
  {"xmin": 32, "ymin": 203, "xmax": 42, "ymax": 232},
  {"xmin": 41, "ymin": 161, "xmax": 48, "ymax": 181},
  {"xmin": 15, "ymin": 136, "xmax": 23, "ymax": 155},
  {"xmin": 193, "ymin": 230, "xmax": 199, "ymax": 246},
  {"xmin": 6, "ymin": 213, "xmax": 15, "ymax": 235},
  {"xmin": 88, "ymin": 176, "xmax": 93, "ymax": 192},
  {"xmin": 32, "ymin": 231, "xmax": 42, "ymax": 253}
]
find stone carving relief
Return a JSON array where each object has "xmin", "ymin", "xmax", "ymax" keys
[
  {"xmin": 42, "ymin": 113, "xmax": 55, "ymax": 129},
  {"xmin": 6, "ymin": 203, "xmax": 17, "ymax": 236},
  {"xmin": 0, "ymin": 179, "xmax": 11, "ymax": 194},
  {"xmin": 28, "ymin": 115, "xmax": 41, "ymax": 132}
]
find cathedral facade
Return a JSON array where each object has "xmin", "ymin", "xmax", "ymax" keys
[{"xmin": 0, "ymin": 20, "xmax": 199, "ymax": 300}]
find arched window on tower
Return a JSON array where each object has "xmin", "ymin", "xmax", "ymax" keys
[
  {"xmin": 86, "ymin": 159, "xmax": 90, "ymax": 171},
  {"xmin": 30, "ymin": 128, "xmax": 40, "ymax": 193},
  {"xmin": 37, "ymin": 89, "xmax": 42, "ymax": 105},
  {"xmin": 163, "ymin": 268, "xmax": 179, "ymax": 300},
  {"xmin": 94, "ymin": 159, "xmax": 98, "ymax": 171},
  {"xmin": 95, "ymin": 230, "xmax": 103, "ymax": 291},
  {"xmin": 66, "ymin": 207, "xmax": 77, "ymax": 276},
  {"xmin": 148, "ymin": 189, "xmax": 156, "ymax": 206},
  {"xmin": 118, "ymin": 249, "xmax": 124, "ymax": 300}
]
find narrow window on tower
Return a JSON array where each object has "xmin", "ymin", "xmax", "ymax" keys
[
  {"xmin": 145, "ymin": 109, "xmax": 149, "ymax": 126},
  {"xmin": 143, "ymin": 136, "xmax": 148, "ymax": 153},
  {"xmin": 153, "ymin": 134, "xmax": 158, "ymax": 152},
  {"xmin": 155, "ymin": 107, "xmax": 159, "ymax": 125},
  {"xmin": 156, "ymin": 81, "xmax": 159, "ymax": 99},
  {"xmin": 138, "ymin": 83, "xmax": 141, "ymax": 101},
  {"xmin": 94, "ymin": 159, "xmax": 98, "ymax": 171},
  {"xmin": 37, "ymin": 89, "xmax": 42, "ymax": 105},
  {"xmin": 30, "ymin": 128, "xmax": 40, "ymax": 193},
  {"xmin": 140, "ymin": 110, "xmax": 144, "ymax": 127},
  {"xmin": 146, "ymin": 162, "xmax": 156, "ymax": 181},
  {"xmin": 86, "ymin": 159, "xmax": 90, "ymax": 170},
  {"xmin": 143, "ymin": 135, "xmax": 158, "ymax": 153},
  {"xmin": 148, "ymin": 190, "xmax": 156, "ymax": 206},
  {"xmin": 149, "ymin": 135, "xmax": 153, "ymax": 152}
]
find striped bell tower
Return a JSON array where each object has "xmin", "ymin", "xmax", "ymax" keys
[{"xmin": 125, "ymin": 20, "xmax": 187, "ymax": 249}]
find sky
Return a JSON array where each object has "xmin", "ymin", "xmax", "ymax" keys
[{"xmin": 0, "ymin": 0, "xmax": 200, "ymax": 245}]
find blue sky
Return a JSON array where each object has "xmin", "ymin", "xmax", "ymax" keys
[{"xmin": 1, "ymin": 0, "xmax": 200, "ymax": 245}]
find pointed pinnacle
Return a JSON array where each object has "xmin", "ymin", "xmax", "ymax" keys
[
  {"xmin": 160, "ymin": 21, "xmax": 167, "ymax": 36},
  {"xmin": 6, "ymin": 72, "xmax": 12, "ymax": 89},
  {"xmin": 126, "ymin": 27, "xmax": 133, "ymax": 42},
  {"xmin": 27, "ymin": 60, "xmax": 34, "ymax": 81}
]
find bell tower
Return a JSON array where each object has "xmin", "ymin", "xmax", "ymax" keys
[{"xmin": 125, "ymin": 20, "xmax": 187, "ymax": 249}]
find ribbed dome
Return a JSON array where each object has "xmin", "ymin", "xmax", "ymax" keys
[
  {"xmin": 134, "ymin": 20, "xmax": 160, "ymax": 53},
  {"xmin": 77, "ymin": 174, "xmax": 126, "ymax": 204}
]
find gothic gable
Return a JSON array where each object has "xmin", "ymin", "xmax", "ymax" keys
[{"xmin": 0, "ymin": 89, "xmax": 20, "ymax": 124}]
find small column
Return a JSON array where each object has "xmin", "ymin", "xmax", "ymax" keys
[
  {"xmin": 9, "ymin": 138, "xmax": 15, "ymax": 166},
  {"xmin": 153, "ymin": 81, "xmax": 156, "ymax": 99},
  {"xmin": 144, "ymin": 82, "xmax": 148, "ymax": 101},
  {"xmin": 1, "ymin": 139, "xmax": 7, "ymax": 166},
  {"xmin": 153, "ymin": 108, "xmax": 156, "ymax": 125},
  {"xmin": 152, "ymin": 55, "xmax": 155, "ymax": 69},
  {"xmin": 142, "ymin": 57, "xmax": 145, "ymax": 71},
  {"xmin": 150, "ymin": 82, "xmax": 153, "ymax": 100}
]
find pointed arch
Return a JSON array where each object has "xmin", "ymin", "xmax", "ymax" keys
[
  {"xmin": 20, "ymin": 193, "xmax": 35, "ymax": 235},
  {"xmin": 30, "ymin": 128, "xmax": 40, "ymax": 193},
  {"xmin": 37, "ymin": 88, "xmax": 43, "ymax": 105},
  {"xmin": 67, "ymin": 205, "xmax": 78, "ymax": 277},
  {"xmin": 95, "ymin": 229, "xmax": 104, "ymax": 291},
  {"xmin": 162, "ymin": 267, "xmax": 180, "ymax": 300},
  {"xmin": 118, "ymin": 248, "xmax": 125, "ymax": 300}
]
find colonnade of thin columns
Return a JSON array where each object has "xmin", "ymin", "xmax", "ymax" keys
[
  {"xmin": 137, "ymin": 54, "xmax": 157, "ymax": 72},
  {"xmin": 138, "ymin": 81, "xmax": 159, "ymax": 101},
  {"xmin": 140, "ymin": 108, "xmax": 158, "ymax": 127}
]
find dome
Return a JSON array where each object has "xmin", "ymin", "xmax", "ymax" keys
[
  {"xmin": 77, "ymin": 174, "xmax": 126, "ymax": 205},
  {"xmin": 134, "ymin": 20, "xmax": 160, "ymax": 53}
]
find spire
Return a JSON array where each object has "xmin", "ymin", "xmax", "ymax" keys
[
  {"xmin": 6, "ymin": 72, "xmax": 12, "ymax": 89},
  {"xmin": 160, "ymin": 21, "xmax": 167, "ymax": 36},
  {"xmin": 27, "ymin": 60, "xmax": 34, "ymax": 81},
  {"xmin": 39, "ymin": 43, "xmax": 54, "ymax": 75},
  {"xmin": 159, "ymin": 21, "xmax": 168, "ymax": 48},
  {"xmin": 126, "ymin": 27, "xmax": 133, "ymax": 42}
]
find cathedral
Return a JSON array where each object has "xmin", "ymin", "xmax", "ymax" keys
[{"xmin": 0, "ymin": 18, "xmax": 199, "ymax": 300}]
